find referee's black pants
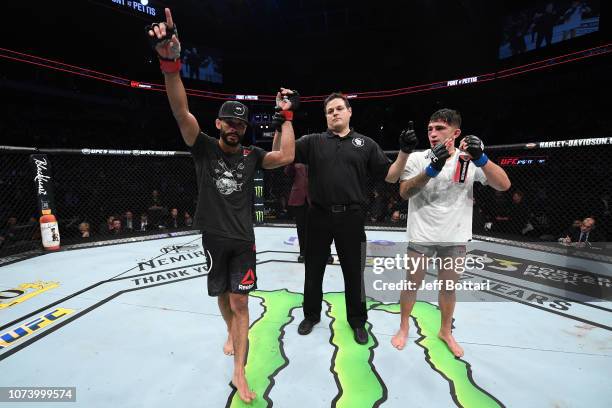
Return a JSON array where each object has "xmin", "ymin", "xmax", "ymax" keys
[{"xmin": 303, "ymin": 205, "xmax": 367, "ymax": 329}]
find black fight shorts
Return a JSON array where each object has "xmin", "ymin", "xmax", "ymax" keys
[{"xmin": 202, "ymin": 232, "xmax": 257, "ymax": 296}]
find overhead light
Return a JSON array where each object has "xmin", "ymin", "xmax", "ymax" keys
[{"xmin": 141, "ymin": 0, "xmax": 149, "ymax": 5}]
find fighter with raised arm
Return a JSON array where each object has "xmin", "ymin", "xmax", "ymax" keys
[{"xmin": 147, "ymin": 9, "xmax": 298, "ymax": 403}]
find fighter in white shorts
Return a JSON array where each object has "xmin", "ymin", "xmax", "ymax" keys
[{"xmin": 392, "ymin": 108, "xmax": 511, "ymax": 357}]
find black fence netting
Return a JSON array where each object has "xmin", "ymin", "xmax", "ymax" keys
[
  {"xmin": 475, "ymin": 144, "xmax": 611, "ymax": 243},
  {"xmin": 48, "ymin": 152, "xmax": 198, "ymax": 237},
  {"xmin": 0, "ymin": 149, "xmax": 39, "ymax": 256},
  {"xmin": 0, "ymin": 147, "xmax": 198, "ymax": 259},
  {"xmin": 263, "ymin": 139, "xmax": 612, "ymax": 246},
  {"xmin": 1, "ymin": 138, "xmax": 611, "ymax": 260}
]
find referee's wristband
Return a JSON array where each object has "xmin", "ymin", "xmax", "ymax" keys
[
  {"xmin": 425, "ymin": 164, "xmax": 440, "ymax": 177},
  {"xmin": 472, "ymin": 153, "xmax": 489, "ymax": 167}
]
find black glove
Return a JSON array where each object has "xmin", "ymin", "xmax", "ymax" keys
[
  {"xmin": 145, "ymin": 23, "xmax": 180, "ymax": 60},
  {"xmin": 272, "ymin": 88, "xmax": 299, "ymax": 131},
  {"xmin": 463, "ymin": 135, "xmax": 484, "ymax": 160},
  {"xmin": 271, "ymin": 108, "xmax": 285, "ymax": 131},
  {"xmin": 425, "ymin": 143, "xmax": 451, "ymax": 177},
  {"xmin": 278, "ymin": 90, "xmax": 300, "ymax": 111},
  {"xmin": 399, "ymin": 121, "xmax": 418, "ymax": 153},
  {"xmin": 463, "ymin": 135, "xmax": 489, "ymax": 167}
]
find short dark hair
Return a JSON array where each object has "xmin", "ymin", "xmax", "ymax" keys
[
  {"xmin": 429, "ymin": 109, "xmax": 462, "ymax": 128},
  {"xmin": 323, "ymin": 92, "xmax": 351, "ymax": 111}
]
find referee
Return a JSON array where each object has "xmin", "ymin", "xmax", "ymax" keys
[{"xmin": 295, "ymin": 93, "xmax": 417, "ymax": 344}]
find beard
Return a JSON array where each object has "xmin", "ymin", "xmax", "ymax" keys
[{"xmin": 220, "ymin": 129, "xmax": 243, "ymax": 146}]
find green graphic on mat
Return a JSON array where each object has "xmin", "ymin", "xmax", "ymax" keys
[
  {"xmin": 323, "ymin": 292, "xmax": 385, "ymax": 407},
  {"xmin": 374, "ymin": 302, "xmax": 503, "ymax": 408},
  {"xmin": 229, "ymin": 290, "xmax": 502, "ymax": 408},
  {"xmin": 229, "ymin": 289, "xmax": 303, "ymax": 408}
]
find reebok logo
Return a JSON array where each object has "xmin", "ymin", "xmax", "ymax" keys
[
  {"xmin": 241, "ymin": 269, "xmax": 255, "ymax": 285},
  {"xmin": 238, "ymin": 269, "xmax": 256, "ymax": 290}
]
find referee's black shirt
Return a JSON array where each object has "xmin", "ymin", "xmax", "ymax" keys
[{"xmin": 295, "ymin": 129, "xmax": 391, "ymax": 208}]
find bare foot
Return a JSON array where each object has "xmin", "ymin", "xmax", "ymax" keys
[
  {"xmin": 391, "ymin": 327, "xmax": 409, "ymax": 350},
  {"xmin": 438, "ymin": 331, "xmax": 464, "ymax": 357},
  {"xmin": 223, "ymin": 335, "xmax": 234, "ymax": 356},
  {"xmin": 232, "ymin": 373, "xmax": 256, "ymax": 404}
]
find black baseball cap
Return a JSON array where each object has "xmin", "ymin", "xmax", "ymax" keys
[{"xmin": 218, "ymin": 101, "xmax": 249, "ymax": 124}]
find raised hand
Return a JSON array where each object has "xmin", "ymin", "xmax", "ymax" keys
[
  {"xmin": 276, "ymin": 88, "xmax": 300, "ymax": 111},
  {"xmin": 146, "ymin": 8, "xmax": 181, "ymax": 61},
  {"xmin": 398, "ymin": 121, "xmax": 418, "ymax": 153}
]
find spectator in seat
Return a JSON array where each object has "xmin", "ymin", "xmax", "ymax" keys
[
  {"xmin": 507, "ymin": 190, "xmax": 530, "ymax": 235},
  {"xmin": 100, "ymin": 215, "xmax": 115, "ymax": 235},
  {"xmin": 166, "ymin": 208, "xmax": 182, "ymax": 229},
  {"xmin": 123, "ymin": 211, "xmax": 135, "ymax": 232},
  {"xmin": 138, "ymin": 213, "xmax": 150, "ymax": 232},
  {"xmin": 184, "ymin": 211, "xmax": 193, "ymax": 228},
  {"xmin": 560, "ymin": 217, "xmax": 604, "ymax": 244},
  {"xmin": 78, "ymin": 222, "xmax": 91, "ymax": 238},
  {"xmin": 110, "ymin": 218, "xmax": 123, "ymax": 235}
]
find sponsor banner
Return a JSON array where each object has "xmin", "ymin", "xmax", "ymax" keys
[
  {"xmin": 136, "ymin": 244, "xmax": 212, "ymax": 272},
  {"xmin": 29, "ymin": 154, "xmax": 56, "ymax": 214},
  {"xmin": 80, "ymin": 148, "xmax": 177, "ymax": 156},
  {"xmin": 538, "ymin": 137, "xmax": 612, "ymax": 149},
  {"xmin": 0, "ymin": 281, "xmax": 59, "ymax": 309},
  {"xmin": 160, "ymin": 244, "xmax": 200, "ymax": 254},
  {"xmin": 90, "ymin": 0, "xmax": 160, "ymax": 18},
  {"xmin": 0, "ymin": 308, "xmax": 74, "ymax": 350},
  {"xmin": 129, "ymin": 264, "xmax": 210, "ymax": 287},
  {"xmin": 254, "ymin": 169, "xmax": 265, "ymax": 224},
  {"xmin": 447, "ymin": 76, "xmax": 478, "ymax": 87},
  {"xmin": 469, "ymin": 250, "xmax": 612, "ymax": 299},
  {"xmin": 498, "ymin": 156, "xmax": 547, "ymax": 166}
]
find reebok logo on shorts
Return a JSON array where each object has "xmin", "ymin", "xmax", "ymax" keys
[{"xmin": 238, "ymin": 268, "xmax": 255, "ymax": 290}]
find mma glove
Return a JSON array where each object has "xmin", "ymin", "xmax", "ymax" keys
[
  {"xmin": 463, "ymin": 135, "xmax": 489, "ymax": 167},
  {"xmin": 145, "ymin": 23, "xmax": 181, "ymax": 73},
  {"xmin": 425, "ymin": 143, "xmax": 451, "ymax": 177},
  {"xmin": 398, "ymin": 121, "xmax": 418, "ymax": 154},
  {"xmin": 272, "ymin": 90, "xmax": 300, "ymax": 131}
]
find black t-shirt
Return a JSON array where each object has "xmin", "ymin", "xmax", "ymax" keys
[
  {"xmin": 295, "ymin": 129, "xmax": 391, "ymax": 207},
  {"xmin": 190, "ymin": 132, "xmax": 266, "ymax": 241}
]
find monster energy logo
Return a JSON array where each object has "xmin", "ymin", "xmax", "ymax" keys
[
  {"xmin": 227, "ymin": 289, "xmax": 504, "ymax": 407},
  {"xmin": 255, "ymin": 210, "xmax": 264, "ymax": 223},
  {"xmin": 254, "ymin": 186, "xmax": 264, "ymax": 197}
]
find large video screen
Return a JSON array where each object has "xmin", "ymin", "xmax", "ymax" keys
[
  {"xmin": 499, "ymin": 0, "xmax": 600, "ymax": 59},
  {"xmin": 179, "ymin": 43, "xmax": 223, "ymax": 84}
]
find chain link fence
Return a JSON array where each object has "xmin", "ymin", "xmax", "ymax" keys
[
  {"xmin": 263, "ymin": 139, "xmax": 612, "ymax": 246},
  {"xmin": 0, "ymin": 147, "xmax": 199, "ymax": 259},
  {"xmin": 475, "ymin": 143, "xmax": 611, "ymax": 243},
  {"xmin": 1, "ymin": 138, "xmax": 611, "ymax": 260},
  {"xmin": 0, "ymin": 148, "xmax": 39, "ymax": 256}
]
